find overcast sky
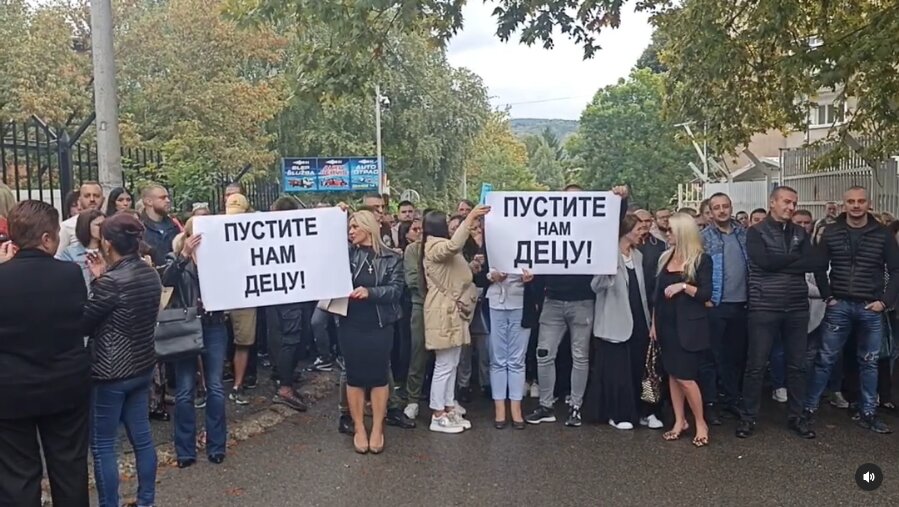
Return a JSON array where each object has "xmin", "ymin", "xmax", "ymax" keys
[{"xmin": 446, "ymin": 2, "xmax": 653, "ymax": 121}]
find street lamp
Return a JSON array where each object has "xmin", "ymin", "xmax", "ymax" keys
[{"xmin": 375, "ymin": 84, "xmax": 390, "ymax": 194}]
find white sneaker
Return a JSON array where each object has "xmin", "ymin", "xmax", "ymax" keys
[
  {"xmin": 453, "ymin": 403, "xmax": 467, "ymax": 416},
  {"xmin": 429, "ymin": 414, "xmax": 464, "ymax": 434},
  {"xmin": 829, "ymin": 391, "xmax": 849, "ymax": 409},
  {"xmin": 609, "ymin": 419, "xmax": 634, "ymax": 430},
  {"xmin": 529, "ymin": 382, "xmax": 540, "ymax": 399},
  {"xmin": 404, "ymin": 403, "xmax": 419, "ymax": 420},
  {"xmin": 772, "ymin": 388, "xmax": 788, "ymax": 403},
  {"xmin": 639, "ymin": 415, "xmax": 664, "ymax": 429},
  {"xmin": 449, "ymin": 410, "xmax": 472, "ymax": 430}
]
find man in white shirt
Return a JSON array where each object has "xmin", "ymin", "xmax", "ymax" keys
[{"xmin": 56, "ymin": 182, "xmax": 103, "ymax": 256}]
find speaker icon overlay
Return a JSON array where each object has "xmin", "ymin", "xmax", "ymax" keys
[{"xmin": 855, "ymin": 463, "xmax": 883, "ymax": 491}]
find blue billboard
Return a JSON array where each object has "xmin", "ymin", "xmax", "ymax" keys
[{"xmin": 282, "ymin": 157, "xmax": 384, "ymax": 193}]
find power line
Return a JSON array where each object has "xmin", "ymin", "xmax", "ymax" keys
[{"xmin": 499, "ymin": 95, "xmax": 592, "ymax": 106}]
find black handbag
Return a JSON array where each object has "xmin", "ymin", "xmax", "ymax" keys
[{"xmin": 154, "ymin": 287, "xmax": 204, "ymax": 361}]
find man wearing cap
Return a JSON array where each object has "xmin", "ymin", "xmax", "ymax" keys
[{"xmin": 224, "ymin": 194, "xmax": 258, "ymax": 405}]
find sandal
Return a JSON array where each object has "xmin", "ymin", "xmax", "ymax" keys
[
  {"xmin": 353, "ymin": 433, "xmax": 369, "ymax": 455},
  {"xmin": 662, "ymin": 423, "xmax": 690, "ymax": 441},
  {"xmin": 369, "ymin": 432, "xmax": 385, "ymax": 455},
  {"xmin": 692, "ymin": 435, "xmax": 710, "ymax": 447}
]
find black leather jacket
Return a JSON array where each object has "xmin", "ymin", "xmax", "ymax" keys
[
  {"xmin": 160, "ymin": 253, "xmax": 225, "ymax": 324},
  {"xmin": 348, "ymin": 245, "xmax": 404, "ymax": 327},
  {"xmin": 82, "ymin": 255, "xmax": 161, "ymax": 381}
]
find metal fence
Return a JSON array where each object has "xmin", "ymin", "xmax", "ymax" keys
[
  {"xmin": 1, "ymin": 117, "xmax": 162, "ymax": 214},
  {"xmin": 781, "ymin": 140, "xmax": 899, "ymax": 218}
]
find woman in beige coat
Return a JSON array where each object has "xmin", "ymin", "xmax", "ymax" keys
[{"xmin": 422, "ymin": 205, "xmax": 490, "ymax": 433}]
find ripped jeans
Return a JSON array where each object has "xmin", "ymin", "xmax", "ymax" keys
[{"xmin": 805, "ymin": 300, "xmax": 882, "ymax": 416}]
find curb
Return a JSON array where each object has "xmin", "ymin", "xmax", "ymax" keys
[{"xmin": 40, "ymin": 371, "xmax": 339, "ymax": 505}]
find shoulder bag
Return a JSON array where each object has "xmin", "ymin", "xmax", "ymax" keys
[{"xmin": 155, "ymin": 285, "xmax": 203, "ymax": 361}]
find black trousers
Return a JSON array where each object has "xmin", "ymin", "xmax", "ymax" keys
[
  {"xmin": 699, "ymin": 303, "xmax": 748, "ymax": 409},
  {"xmin": 741, "ymin": 310, "xmax": 809, "ymax": 421},
  {"xmin": 0, "ymin": 404, "xmax": 89, "ymax": 507}
]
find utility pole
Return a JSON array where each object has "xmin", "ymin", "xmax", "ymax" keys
[
  {"xmin": 375, "ymin": 84, "xmax": 383, "ymax": 194},
  {"xmin": 90, "ymin": 0, "xmax": 123, "ymax": 193}
]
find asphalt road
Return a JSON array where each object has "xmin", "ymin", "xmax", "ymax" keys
[{"xmin": 149, "ymin": 393, "xmax": 899, "ymax": 506}]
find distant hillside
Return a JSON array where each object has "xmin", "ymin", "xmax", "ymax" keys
[{"xmin": 510, "ymin": 118, "xmax": 579, "ymax": 140}]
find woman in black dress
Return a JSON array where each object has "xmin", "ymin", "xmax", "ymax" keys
[
  {"xmin": 650, "ymin": 212, "xmax": 713, "ymax": 447},
  {"xmin": 342, "ymin": 210, "xmax": 404, "ymax": 454},
  {"xmin": 586, "ymin": 215, "xmax": 659, "ymax": 429}
]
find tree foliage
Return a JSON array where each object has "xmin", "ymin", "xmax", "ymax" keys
[
  {"xmin": 654, "ymin": 0, "xmax": 899, "ymax": 160},
  {"xmin": 572, "ymin": 68, "xmax": 694, "ymax": 210},
  {"xmin": 464, "ymin": 111, "xmax": 542, "ymax": 202},
  {"xmin": 0, "ymin": 0, "xmax": 92, "ymax": 124}
]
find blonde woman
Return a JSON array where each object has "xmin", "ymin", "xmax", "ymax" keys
[
  {"xmin": 162, "ymin": 217, "xmax": 230, "ymax": 468},
  {"xmin": 422, "ymin": 205, "xmax": 489, "ymax": 433},
  {"xmin": 650, "ymin": 213, "xmax": 713, "ymax": 447},
  {"xmin": 342, "ymin": 210, "xmax": 404, "ymax": 454}
]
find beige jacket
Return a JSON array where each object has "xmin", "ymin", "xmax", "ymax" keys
[{"xmin": 423, "ymin": 221, "xmax": 477, "ymax": 350}]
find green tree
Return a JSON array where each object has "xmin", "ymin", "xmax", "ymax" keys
[
  {"xmin": 635, "ymin": 29, "xmax": 668, "ymax": 74},
  {"xmin": 464, "ymin": 111, "xmax": 542, "ymax": 202},
  {"xmin": 275, "ymin": 29, "xmax": 491, "ymax": 209},
  {"xmin": 113, "ymin": 0, "xmax": 288, "ymax": 205},
  {"xmin": 654, "ymin": 0, "xmax": 899, "ymax": 161},
  {"xmin": 0, "ymin": 0, "xmax": 92, "ymax": 124},
  {"xmin": 572, "ymin": 68, "xmax": 694, "ymax": 210}
]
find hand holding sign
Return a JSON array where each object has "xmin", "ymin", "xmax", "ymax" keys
[
  {"xmin": 181, "ymin": 234, "xmax": 202, "ymax": 260},
  {"xmin": 521, "ymin": 269, "xmax": 534, "ymax": 283},
  {"xmin": 349, "ymin": 287, "xmax": 369, "ymax": 299}
]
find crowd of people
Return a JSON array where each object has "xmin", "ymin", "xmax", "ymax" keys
[{"xmin": 0, "ymin": 178, "xmax": 897, "ymax": 506}]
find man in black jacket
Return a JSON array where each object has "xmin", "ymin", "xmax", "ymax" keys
[
  {"xmin": 737, "ymin": 186, "xmax": 818, "ymax": 439},
  {"xmin": 0, "ymin": 201, "xmax": 90, "ymax": 506},
  {"xmin": 805, "ymin": 186, "xmax": 899, "ymax": 434}
]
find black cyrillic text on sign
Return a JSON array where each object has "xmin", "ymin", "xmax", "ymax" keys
[
  {"xmin": 514, "ymin": 240, "xmax": 593, "ymax": 269},
  {"xmin": 225, "ymin": 217, "xmax": 318, "ymax": 242},
  {"xmin": 250, "ymin": 245, "xmax": 297, "ymax": 267},
  {"xmin": 245, "ymin": 271, "xmax": 305, "ymax": 298},
  {"xmin": 503, "ymin": 196, "xmax": 606, "ymax": 218}
]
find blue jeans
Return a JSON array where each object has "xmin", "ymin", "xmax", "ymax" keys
[
  {"xmin": 174, "ymin": 322, "xmax": 228, "ymax": 460},
  {"xmin": 806, "ymin": 300, "xmax": 882, "ymax": 415},
  {"xmin": 489, "ymin": 308, "xmax": 530, "ymax": 401},
  {"xmin": 805, "ymin": 326, "xmax": 843, "ymax": 392},
  {"xmin": 91, "ymin": 372, "xmax": 156, "ymax": 507}
]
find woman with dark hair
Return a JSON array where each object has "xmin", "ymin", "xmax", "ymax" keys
[
  {"xmin": 63, "ymin": 189, "xmax": 81, "ymax": 219},
  {"xmin": 585, "ymin": 214, "xmax": 659, "ymax": 430},
  {"xmin": 423, "ymin": 205, "xmax": 489, "ymax": 434},
  {"xmin": 104, "ymin": 187, "xmax": 134, "ymax": 216},
  {"xmin": 57, "ymin": 209, "xmax": 105, "ymax": 287},
  {"xmin": 341, "ymin": 210, "xmax": 404, "ymax": 454},
  {"xmin": 0, "ymin": 200, "xmax": 91, "ymax": 506},
  {"xmin": 83, "ymin": 213, "xmax": 162, "ymax": 507},
  {"xmin": 397, "ymin": 218, "xmax": 422, "ymax": 252}
]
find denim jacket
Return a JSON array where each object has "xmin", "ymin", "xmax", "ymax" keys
[{"xmin": 701, "ymin": 220, "xmax": 749, "ymax": 305}]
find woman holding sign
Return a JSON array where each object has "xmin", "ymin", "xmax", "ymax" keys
[
  {"xmin": 343, "ymin": 210, "xmax": 405, "ymax": 454},
  {"xmin": 650, "ymin": 213, "xmax": 713, "ymax": 447},
  {"xmin": 585, "ymin": 214, "xmax": 658, "ymax": 430},
  {"xmin": 422, "ymin": 205, "xmax": 490, "ymax": 434}
]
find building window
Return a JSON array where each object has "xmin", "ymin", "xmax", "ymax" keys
[{"xmin": 808, "ymin": 103, "xmax": 845, "ymax": 127}]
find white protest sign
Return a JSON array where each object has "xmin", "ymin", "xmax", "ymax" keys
[
  {"xmin": 193, "ymin": 207, "xmax": 353, "ymax": 311},
  {"xmin": 484, "ymin": 191, "xmax": 621, "ymax": 275}
]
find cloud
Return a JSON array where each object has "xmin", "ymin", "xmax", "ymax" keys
[{"xmin": 447, "ymin": 2, "xmax": 653, "ymax": 120}]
